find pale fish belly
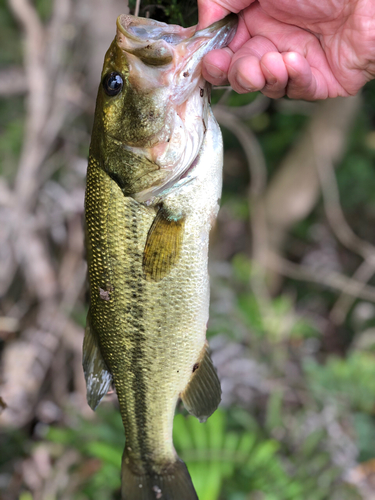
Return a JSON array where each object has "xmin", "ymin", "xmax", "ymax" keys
[
  {"xmin": 139, "ymin": 108, "xmax": 223, "ymax": 457},
  {"xmin": 114, "ymin": 109, "xmax": 221, "ymax": 461}
]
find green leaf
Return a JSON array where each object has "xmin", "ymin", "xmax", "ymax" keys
[{"xmin": 84, "ymin": 441, "xmax": 122, "ymax": 468}]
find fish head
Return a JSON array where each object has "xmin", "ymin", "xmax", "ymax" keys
[{"xmin": 92, "ymin": 14, "xmax": 237, "ymax": 199}]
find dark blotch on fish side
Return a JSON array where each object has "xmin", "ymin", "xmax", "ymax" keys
[
  {"xmin": 99, "ymin": 287, "xmax": 111, "ymax": 301},
  {"xmin": 192, "ymin": 363, "xmax": 199, "ymax": 373}
]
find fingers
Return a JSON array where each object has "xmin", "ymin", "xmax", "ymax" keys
[
  {"xmin": 201, "ymin": 32, "xmax": 337, "ymax": 100},
  {"xmin": 199, "ymin": 0, "xmax": 348, "ymax": 100},
  {"xmin": 227, "ymin": 36, "xmax": 289, "ymax": 98},
  {"xmin": 202, "ymin": 40, "xmax": 290, "ymax": 98},
  {"xmin": 200, "ymin": 0, "xmax": 345, "ymax": 100},
  {"xmin": 202, "ymin": 48, "xmax": 232, "ymax": 86},
  {"xmin": 282, "ymin": 52, "xmax": 327, "ymax": 100},
  {"xmin": 228, "ymin": 49, "xmax": 330, "ymax": 100},
  {"xmin": 230, "ymin": 50, "xmax": 289, "ymax": 98},
  {"xmin": 261, "ymin": 53, "xmax": 289, "ymax": 99},
  {"xmin": 203, "ymin": 44, "xmax": 332, "ymax": 100}
]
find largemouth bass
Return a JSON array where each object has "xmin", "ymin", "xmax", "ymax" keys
[{"xmin": 83, "ymin": 13, "xmax": 237, "ymax": 500}]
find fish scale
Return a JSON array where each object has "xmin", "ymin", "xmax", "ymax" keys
[
  {"xmin": 83, "ymin": 13, "xmax": 237, "ymax": 500},
  {"xmin": 86, "ymin": 152, "xmax": 210, "ymax": 463}
]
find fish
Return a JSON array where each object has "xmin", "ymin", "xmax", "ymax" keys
[{"xmin": 83, "ymin": 12, "xmax": 237, "ymax": 500}]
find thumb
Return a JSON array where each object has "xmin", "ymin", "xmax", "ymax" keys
[{"xmin": 197, "ymin": 0, "xmax": 230, "ymax": 30}]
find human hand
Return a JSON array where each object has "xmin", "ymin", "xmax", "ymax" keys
[{"xmin": 198, "ymin": 0, "xmax": 375, "ymax": 99}]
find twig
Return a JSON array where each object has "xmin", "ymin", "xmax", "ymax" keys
[
  {"xmin": 134, "ymin": 0, "xmax": 141, "ymax": 17},
  {"xmin": 274, "ymin": 98, "xmax": 316, "ymax": 116},
  {"xmin": 216, "ymin": 87, "xmax": 232, "ymax": 105},
  {"xmin": 267, "ymin": 252, "xmax": 375, "ymax": 303},
  {"xmin": 0, "ymin": 0, "xmax": 85, "ymax": 429},
  {"xmin": 0, "ymin": 67, "xmax": 27, "ymax": 96},
  {"xmin": 40, "ymin": 450, "xmax": 80, "ymax": 500},
  {"xmin": 8, "ymin": 0, "xmax": 73, "ymax": 209},
  {"xmin": 311, "ymin": 121, "xmax": 375, "ymax": 323},
  {"xmin": 214, "ymin": 105, "xmax": 276, "ymax": 332},
  {"xmin": 8, "ymin": 0, "xmax": 48, "ymax": 205},
  {"xmin": 312, "ymin": 130, "xmax": 375, "ymax": 263},
  {"xmin": 330, "ymin": 260, "xmax": 375, "ymax": 324},
  {"xmin": 213, "ymin": 88, "xmax": 270, "ymax": 118},
  {"xmin": 214, "ymin": 105, "xmax": 268, "ymax": 260},
  {"xmin": 220, "ymin": 93, "xmax": 270, "ymax": 119},
  {"xmin": 46, "ymin": 0, "xmax": 72, "ymax": 78},
  {"xmin": 214, "ymin": 105, "xmax": 267, "ymax": 201}
]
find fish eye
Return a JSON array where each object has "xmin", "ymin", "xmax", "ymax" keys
[{"xmin": 103, "ymin": 72, "xmax": 124, "ymax": 96}]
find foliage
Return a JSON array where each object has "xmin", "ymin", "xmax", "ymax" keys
[
  {"xmin": 41, "ymin": 398, "xmax": 361, "ymax": 500},
  {"xmin": 128, "ymin": 0, "xmax": 198, "ymax": 26},
  {"xmin": 305, "ymin": 352, "xmax": 375, "ymax": 413}
]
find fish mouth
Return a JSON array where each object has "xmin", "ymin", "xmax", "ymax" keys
[
  {"xmin": 113, "ymin": 14, "xmax": 237, "ymax": 203},
  {"xmin": 116, "ymin": 14, "xmax": 237, "ymax": 68}
]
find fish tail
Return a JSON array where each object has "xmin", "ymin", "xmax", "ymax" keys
[{"xmin": 121, "ymin": 450, "xmax": 198, "ymax": 500}]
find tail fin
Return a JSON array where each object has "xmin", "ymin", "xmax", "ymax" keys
[{"xmin": 121, "ymin": 450, "xmax": 198, "ymax": 500}]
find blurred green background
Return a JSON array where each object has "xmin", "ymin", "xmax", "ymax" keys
[{"xmin": 1, "ymin": 0, "xmax": 375, "ymax": 499}]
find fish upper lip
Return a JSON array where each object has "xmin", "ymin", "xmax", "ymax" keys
[
  {"xmin": 116, "ymin": 15, "xmax": 195, "ymax": 44},
  {"xmin": 116, "ymin": 13, "xmax": 237, "ymax": 49},
  {"xmin": 115, "ymin": 14, "xmax": 237, "ymax": 80}
]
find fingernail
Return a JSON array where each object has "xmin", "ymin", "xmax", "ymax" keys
[
  {"xmin": 236, "ymin": 74, "xmax": 255, "ymax": 92},
  {"xmin": 205, "ymin": 63, "xmax": 225, "ymax": 80},
  {"xmin": 260, "ymin": 63, "xmax": 277, "ymax": 85},
  {"xmin": 266, "ymin": 74, "xmax": 277, "ymax": 85}
]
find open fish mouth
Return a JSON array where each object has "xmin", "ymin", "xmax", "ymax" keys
[{"xmin": 116, "ymin": 13, "xmax": 237, "ymax": 70}]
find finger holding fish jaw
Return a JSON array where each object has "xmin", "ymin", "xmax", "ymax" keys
[{"xmin": 203, "ymin": 43, "xmax": 323, "ymax": 100}]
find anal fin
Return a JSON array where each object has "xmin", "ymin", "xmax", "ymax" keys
[
  {"xmin": 143, "ymin": 206, "xmax": 185, "ymax": 282},
  {"xmin": 83, "ymin": 312, "xmax": 112, "ymax": 410},
  {"xmin": 180, "ymin": 342, "xmax": 221, "ymax": 423}
]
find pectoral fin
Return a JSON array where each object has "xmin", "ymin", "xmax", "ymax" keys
[
  {"xmin": 143, "ymin": 206, "xmax": 185, "ymax": 282},
  {"xmin": 180, "ymin": 342, "xmax": 221, "ymax": 423},
  {"xmin": 83, "ymin": 312, "xmax": 112, "ymax": 411}
]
